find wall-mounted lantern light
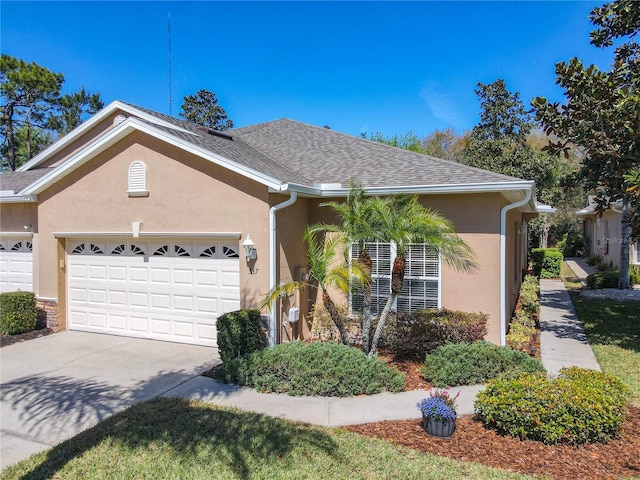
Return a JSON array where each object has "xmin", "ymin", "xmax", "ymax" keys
[{"xmin": 242, "ymin": 234, "xmax": 257, "ymax": 260}]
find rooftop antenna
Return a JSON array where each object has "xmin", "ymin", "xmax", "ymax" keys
[{"xmin": 168, "ymin": 13, "xmax": 173, "ymax": 116}]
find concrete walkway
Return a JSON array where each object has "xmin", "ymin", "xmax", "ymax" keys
[
  {"xmin": 167, "ymin": 273, "xmax": 602, "ymax": 423},
  {"xmin": 565, "ymin": 257, "xmax": 597, "ymax": 286},
  {"xmin": 538, "ymin": 278, "xmax": 601, "ymax": 376},
  {"xmin": 0, "ymin": 271, "xmax": 602, "ymax": 470}
]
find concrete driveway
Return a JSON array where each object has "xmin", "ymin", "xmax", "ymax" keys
[{"xmin": 0, "ymin": 331, "xmax": 220, "ymax": 470}]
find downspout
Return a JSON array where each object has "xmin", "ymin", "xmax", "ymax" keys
[
  {"xmin": 269, "ymin": 190, "xmax": 298, "ymax": 347},
  {"xmin": 500, "ymin": 187, "xmax": 533, "ymax": 346}
]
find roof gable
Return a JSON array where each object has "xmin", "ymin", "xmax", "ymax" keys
[{"xmin": 8, "ymin": 101, "xmax": 537, "ymax": 209}]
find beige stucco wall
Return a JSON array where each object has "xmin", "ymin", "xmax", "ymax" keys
[
  {"xmin": 302, "ymin": 192, "xmax": 526, "ymax": 345},
  {"xmin": 36, "ymin": 131, "xmax": 272, "ymax": 328},
  {"xmin": 0, "ymin": 202, "xmax": 37, "ymax": 232}
]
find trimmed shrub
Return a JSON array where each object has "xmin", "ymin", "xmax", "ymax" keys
[
  {"xmin": 382, "ymin": 309, "xmax": 487, "ymax": 360},
  {"xmin": 0, "ymin": 291, "xmax": 37, "ymax": 335},
  {"xmin": 584, "ymin": 254, "xmax": 600, "ymax": 266},
  {"xmin": 587, "ymin": 268, "xmax": 640, "ymax": 289},
  {"xmin": 518, "ymin": 275, "xmax": 539, "ymax": 320},
  {"xmin": 474, "ymin": 367, "xmax": 628, "ymax": 445},
  {"xmin": 218, "ymin": 341, "xmax": 405, "ymax": 396},
  {"xmin": 506, "ymin": 322, "xmax": 536, "ymax": 351},
  {"xmin": 531, "ymin": 248, "xmax": 563, "ymax": 278},
  {"xmin": 586, "ymin": 271, "xmax": 619, "ymax": 289},
  {"xmin": 422, "ymin": 341, "xmax": 545, "ymax": 387},
  {"xmin": 217, "ymin": 309, "xmax": 265, "ymax": 363},
  {"xmin": 557, "ymin": 232, "xmax": 584, "ymax": 257}
]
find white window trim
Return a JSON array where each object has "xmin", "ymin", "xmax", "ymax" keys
[{"xmin": 349, "ymin": 241, "xmax": 441, "ymax": 315}]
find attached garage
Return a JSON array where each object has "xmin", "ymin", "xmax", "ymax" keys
[
  {"xmin": 66, "ymin": 238, "xmax": 241, "ymax": 346},
  {"xmin": 0, "ymin": 236, "xmax": 33, "ymax": 293}
]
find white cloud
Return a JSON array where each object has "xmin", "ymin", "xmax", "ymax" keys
[{"xmin": 419, "ymin": 82, "xmax": 469, "ymax": 130}]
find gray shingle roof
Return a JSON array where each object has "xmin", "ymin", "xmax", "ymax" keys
[
  {"xmin": 0, "ymin": 169, "xmax": 51, "ymax": 194},
  {"xmin": 126, "ymin": 104, "xmax": 525, "ymax": 189},
  {"xmin": 14, "ymin": 102, "xmax": 528, "ymax": 195},
  {"xmin": 233, "ymin": 119, "xmax": 524, "ymax": 188}
]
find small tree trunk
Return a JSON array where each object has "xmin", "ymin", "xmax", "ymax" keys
[
  {"xmin": 5, "ymin": 104, "xmax": 17, "ymax": 171},
  {"xmin": 540, "ymin": 217, "xmax": 550, "ymax": 249},
  {"xmin": 322, "ymin": 291, "xmax": 350, "ymax": 345},
  {"xmin": 619, "ymin": 200, "xmax": 631, "ymax": 289},
  {"xmin": 367, "ymin": 255, "xmax": 406, "ymax": 358},
  {"xmin": 359, "ymin": 251, "xmax": 373, "ymax": 351}
]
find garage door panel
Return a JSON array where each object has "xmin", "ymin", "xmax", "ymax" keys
[
  {"xmin": 151, "ymin": 318, "xmax": 171, "ymax": 336},
  {"xmin": 172, "ymin": 268, "xmax": 194, "ymax": 285},
  {"xmin": 109, "ymin": 314, "xmax": 127, "ymax": 331},
  {"xmin": 150, "ymin": 293, "xmax": 171, "ymax": 310},
  {"xmin": 129, "ymin": 267, "xmax": 148, "ymax": 283},
  {"xmin": 67, "ymin": 239, "xmax": 239, "ymax": 346},
  {"xmin": 196, "ymin": 270, "xmax": 217, "ymax": 286},
  {"xmin": 173, "ymin": 295, "xmax": 193, "ymax": 311},
  {"xmin": 109, "ymin": 290, "xmax": 127, "ymax": 306},
  {"xmin": 109, "ymin": 266, "xmax": 127, "ymax": 281},
  {"xmin": 129, "ymin": 291, "xmax": 149, "ymax": 308},
  {"xmin": 89, "ymin": 312, "xmax": 107, "ymax": 328},
  {"xmin": 150, "ymin": 267, "xmax": 171, "ymax": 284},
  {"xmin": 129, "ymin": 316, "xmax": 149, "ymax": 333}
]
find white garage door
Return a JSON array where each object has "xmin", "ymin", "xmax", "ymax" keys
[
  {"xmin": 67, "ymin": 239, "xmax": 241, "ymax": 346},
  {"xmin": 0, "ymin": 238, "xmax": 33, "ymax": 293}
]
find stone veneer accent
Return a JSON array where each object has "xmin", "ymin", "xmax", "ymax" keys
[{"xmin": 36, "ymin": 299, "xmax": 59, "ymax": 331}]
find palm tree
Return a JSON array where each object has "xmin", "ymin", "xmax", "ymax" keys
[
  {"xmin": 313, "ymin": 182, "xmax": 377, "ymax": 350},
  {"xmin": 261, "ymin": 226, "xmax": 369, "ymax": 345},
  {"xmin": 366, "ymin": 195, "xmax": 478, "ymax": 357}
]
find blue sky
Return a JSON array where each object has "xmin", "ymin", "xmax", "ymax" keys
[{"xmin": 1, "ymin": 1, "xmax": 616, "ymax": 137}]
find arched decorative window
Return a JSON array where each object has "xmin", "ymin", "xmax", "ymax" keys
[{"xmin": 128, "ymin": 161, "xmax": 148, "ymax": 197}]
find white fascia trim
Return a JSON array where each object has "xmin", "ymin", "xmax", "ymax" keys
[
  {"xmin": 283, "ymin": 181, "xmax": 536, "ymax": 200},
  {"xmin": 536, "ymin": 203, "xmax": 557, "ymax": 214},
  {"xmin": 54, "ymin": 232, "xmax": 242, "ymax": 239},
  {"xmin": 0, "ymin": 194, "xmax": 38, "ymax": 203},
  {"xmin": 0, "ymin": 232, "xmax": 34, "ymax": 238},
  {"xmin": 22, "ymin": 117, "xmax": 285, "ymax": 195},
  {"xmin": 17, "ymin": 101, "xmax": 196, "ymax": 172}
]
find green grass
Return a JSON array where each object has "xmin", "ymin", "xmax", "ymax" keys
[
  {"xmin": 562, "ymin": 262, "xmax": 640, "ymax": 406},
  {"xmin": 1, "ymin": 398, "xmax": 539, "ymax": 480}
]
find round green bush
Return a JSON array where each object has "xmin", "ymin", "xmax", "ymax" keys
[
  {"xmin": 422, "ymin": 341, "xmax": 545, "ymax": 387},
  {"xmin": 382, "ymin": 309, "xmax": 487, "ymax": 360},
  {"xmin": 0, "ymin": 291, "xmax": 38, "ymax": 335},
  {"xmin": 474, "ymin": 367, "xmax": 628, "ymax": 445},
  {"xmin": 218, "ymin": 341, "xmax": 405, "ymax": 396}
]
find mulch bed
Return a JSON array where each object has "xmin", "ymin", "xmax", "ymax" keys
[
  {"xmin": 0, "ymin": 326, "xmax": 54, "ymax": 348},
  {"xmin": 343, "ymin": 406, "xmax": 640, "ymax": 480}
]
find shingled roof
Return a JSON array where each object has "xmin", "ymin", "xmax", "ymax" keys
[
  {"xmin": 233, "ymin": 119, "xmax": 524, "ymax": 188},
  {"xmin": 0, "ymin": 169, "xmax": 51, "ymax": 194},
  {"xmin": 9, "ymin": 101, "xmax": 532, "ymax": 197},
  {"xmin": 127, "ymin": 103, "xmax": 526, "ymax": 189}
]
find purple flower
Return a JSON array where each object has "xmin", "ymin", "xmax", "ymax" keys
[{"xmin": 416, "ymin": 397, "xmax": 457, "ymax": 422}]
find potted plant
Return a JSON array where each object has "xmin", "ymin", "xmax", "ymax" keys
[{"xmin": 416, "ymin": 388, "xmax": 459, "ymax": 438}]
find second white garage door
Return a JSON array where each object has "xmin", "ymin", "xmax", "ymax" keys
[{"xmin": 67, "ymin": 239, "xmax": 241, "ymax": 346}]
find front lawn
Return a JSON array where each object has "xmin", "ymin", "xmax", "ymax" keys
[
  {"xmin": 0, "ymin": 398, "xmax": 535, "ymax": 480},
  {"xmin": 562, "ymin": 262, "xmax": 640, "ymax": 406}
]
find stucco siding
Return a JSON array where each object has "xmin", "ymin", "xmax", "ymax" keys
[{"xmin": 35, "ymin": 131, "xmax": 272, "ymax": 321}]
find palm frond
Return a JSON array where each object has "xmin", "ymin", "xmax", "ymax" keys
[{"xmin": 259, "ymin": 280, "xmax": 308, "ymax": 311}]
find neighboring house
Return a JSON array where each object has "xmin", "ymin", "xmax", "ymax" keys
[
  {"xmin": 577, "ymin": 196, "xmax": 640, "ymax": 268},
  {"xmin": 0, "ymin": 101, "xmax": 549, "ymax": 348}
]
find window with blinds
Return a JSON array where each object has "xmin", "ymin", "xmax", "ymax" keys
[
  {"xmin": 128, "ymin": 161, "xmax": 148, "ymax": 196},
  {"xmin": 350, "ymin": 241, "xmax": 440, "ymax": 315}
]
